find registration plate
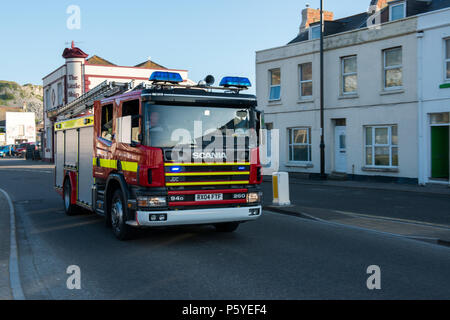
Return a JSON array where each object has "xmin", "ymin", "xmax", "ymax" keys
[{"xmin": 195, "ymin": 193, "xmax": 223, "ymax": 201}]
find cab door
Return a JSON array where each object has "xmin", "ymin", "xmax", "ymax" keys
[
  {"xmin": 115, "ymin": 99, "xmax": 142, "ymax": 185},
  {"xmin": 94, "ymin": 102, "xmax": 115, "ymax": 180}
]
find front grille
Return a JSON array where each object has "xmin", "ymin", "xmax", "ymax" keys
[{"xmin": 164, "ymin": 162, "xmax": 251, "ymax": 187}]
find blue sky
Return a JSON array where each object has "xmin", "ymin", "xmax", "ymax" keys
[{"xmin": 0, "ymin": 0, "xmax": 369, "ymax": 92}]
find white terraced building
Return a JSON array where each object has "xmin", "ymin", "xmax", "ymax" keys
[{"xmin": 256, "ymin": 0, "xmax": 450, "ymax": 185}]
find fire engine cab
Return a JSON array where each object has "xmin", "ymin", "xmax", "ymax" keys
[{"xmin": 54, "ymin": 72, "xmax": 263, "ymax": 240}]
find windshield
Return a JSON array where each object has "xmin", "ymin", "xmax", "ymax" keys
[{"xmin": 143, "ymin": 103, "xmax": 255, "ymax": 149}]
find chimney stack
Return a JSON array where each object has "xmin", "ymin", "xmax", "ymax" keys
[{"xmin": 300, "ymin": 6, "xmax": 334, "ymax": 33}]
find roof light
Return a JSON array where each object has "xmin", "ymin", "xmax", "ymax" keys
[
  {"xmin": 220, "ymin": 77, "xmax": 251, "ymax": 88},
  {"xmin": 149, "ymin": 71, "xmax": 183, "ymax": 83}
]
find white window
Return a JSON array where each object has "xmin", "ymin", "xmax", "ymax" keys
[
  {"xmin": 342, "ymin": 56, "xmax": 357, "ymax": 94},
  {"xmin": 57, "ymin": 83, "xmax": 63, "ymax": 106},
  {"xmin": 365, "ymin": 125, "xmax": 398, "ymax": 167},
  {"xmin": 445, "ymin": 38, "xmax": 450, "ymax": 81},
  {"xmin": 45, "ymin": 89, "xmax": 50, "ymax": 110},
  {"xmin": 46, "ymin": 127, "xmax": 52, "ymax": 148},
  {"xmin": 384, "ymin": 47, "xmax": 403, "ymax": 89},
  {"xmin": 269, "ymin": 69, "xmax": 281, "ymax": 101},
  {"xmin": 299, "ymin": 63, "xmax": 313, "ymax": 98},
  {"xmin": 310, "ymin": 25, "xmax": 321, "ymax": 40},
  {"xmin": 389, "ymin": 2, "xmax": 406, "ymax": 21},
  {"xmin": 288, "ymin": 127, "xmax": 312, "ymax": 162}
]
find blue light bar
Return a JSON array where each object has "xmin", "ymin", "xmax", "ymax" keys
[
  {"xmin": 219, "ymin": 77, "xmax": 251, "ymax": 88},
  {"xmin": 149, "ymin": 71, "xmax": 183, "ymax": 83},
  {"xmin": 170, "ymin": 166, "xmax": 182, "ymax": 173},
  {"xmin": 238, "ymin": 166, "xmax": 246, "ymax": 171}
]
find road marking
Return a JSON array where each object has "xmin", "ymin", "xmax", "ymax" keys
[
  {"xmin": 334, "ymin": 210, "xmax": 450, "ymax": 231},
  {"xmin": 0, "ymin": 188, "xmax": 26, "ymax": 300}
]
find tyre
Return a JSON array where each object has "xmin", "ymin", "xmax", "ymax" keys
[
  {"xmin": 63, "ymin": 179, "xmax": 78, "ymax": 216},
  {"xmin": 109, "ymin": 189, "xmax": 134, "ymax": 241},
  {"xmin": 214, "ymin": 222, "xmax": 240, "ymax": 233}
]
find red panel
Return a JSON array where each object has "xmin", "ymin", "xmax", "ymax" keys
[{"xmin": 249, "ymin": 147, "xmax": 262, "ymax": 184}]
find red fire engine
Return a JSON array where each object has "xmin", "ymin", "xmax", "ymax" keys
[{"xmin": 54, "ymin": 72, "xmax": 263, "ymax": 240}]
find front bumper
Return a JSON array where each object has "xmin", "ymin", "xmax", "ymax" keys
[{"xmin": 132, "ymin": 205, "xmax": 262, "ymax": 227}]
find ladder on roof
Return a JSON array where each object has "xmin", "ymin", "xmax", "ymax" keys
[{"xmin": 47, "ymin": 80, "xmax": 131, "ymax": 120}]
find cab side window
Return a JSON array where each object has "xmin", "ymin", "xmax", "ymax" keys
[
  {"xmin": 122, "ymin": 100, "xmax": 140, "ymax": 143},
  {"xmin": 101, "ymin": 104, "xmax": 114, "ymax": 141}
]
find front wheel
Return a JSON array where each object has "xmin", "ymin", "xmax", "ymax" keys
[
  {"xmin": 214, "ymin": 222, "xmax": 240, "ymax": 233},
  {"xmin": 110, "ymin": 189, "xmax": 134, "ymax": 241}
]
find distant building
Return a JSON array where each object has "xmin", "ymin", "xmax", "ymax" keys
[
  {"xmin": 5, "ymin": 112, "xmax": 36, "ymax": 145},
  {"xmin": 42, "ymin": 42, "xmax": 192, "ymax": 162},
  {"xmin": 256, "ymin": 0, "xmax": 450, "ymax": 184}
]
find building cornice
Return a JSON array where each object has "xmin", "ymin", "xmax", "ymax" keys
[{"xmin": 256, "ymin": 16, "xmax": 417, "ymax": 64}]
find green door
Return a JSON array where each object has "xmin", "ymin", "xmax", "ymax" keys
[{"xmin": 431, "ymin": 126, "xmax": 449, "ymax": 179}]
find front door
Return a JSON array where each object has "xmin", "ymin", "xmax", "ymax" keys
[
  {"xmin": 334, "ymin": 126, "xmax": 347, "ymax": 173},
  {"xmin": 431, "ymin": 126, "xmax": 449, "ymax": 179}
]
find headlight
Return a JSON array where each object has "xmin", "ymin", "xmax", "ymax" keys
[
  {"xmin": 137, "ymin": 196, "xmax": 167, "ymax": 208},
  {"xmin": 246, "ymin": 192, "xmax": 261, "ymax": 203}
]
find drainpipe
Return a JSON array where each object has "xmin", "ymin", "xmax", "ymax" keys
[{"xmin": 417, "ymin": 30, "xmax": 425, "ymax": 185}]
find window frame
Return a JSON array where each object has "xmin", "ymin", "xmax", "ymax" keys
[
  {"xmin": 383, "ymin": 47, "xmax": 403, "ymax": 91},
  {"xmin": 45, "ymin": 89, "xmax": 50, "ymax": 110},
  {"xmin": 99, "ymin": 103, "xmax": 114, "ymax": 143},
  {"xmin": 310, "ymin": 25, "xmax": 321, "ymax": 40},
  {"xmin": 120, "ymin": 99, "xmax": 141, "ymax": 144},
  {"xmin": 389, "ymin": 2, "xmax": 406, "ymax": 22},
  {"xmin": 57, "ymin": 82, "xmax": 63, "ymax": 107},
  {"xmin": 341, "ymin": 55, "xmax": 358, "ymax": 95},
  {"xmin": 299, "ymin": 62, "xmax": 313, "ymax": 99},
  {"xmin": 445, "ymin": 38, "xmax": 450, "ymax": 82},
  {"xmin": 364, "ymin": 125, "xmax": 399, "ymax": 168},
  {"xmin": 269, "ymin": 68, "xmax": 281, "ymax": 101},
  {"xmin": 288, "ymin": 127, "xmax": 312, "ymax": 163}
]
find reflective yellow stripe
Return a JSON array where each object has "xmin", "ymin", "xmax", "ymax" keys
[
  {"xmin": 55, "ymin": 116, "xmax": 94, "ymax": 131},
  {"xmin": 165, "ymin": 171, "xmax": 250, "ymax": 176},
  {"xmin": 273, "ymin": 175, "xmax": 279, "ymax": 200},
  {"xmin": 93, "ymin": 158, "xmax": 138, "ymax": 173},
  {"xmin": 166, "ymin": 181, "xmax": 249, "ymax": 187},
  {"xmin": 165, "ymin": 162, "xmax": 250, "ymax": 167},
  {"xmin": 121, "ymin": 161, "xmax": 138, "ymax": 173},
  {"xmin": 99, "ymin": 159, "xmax": 118, "ymax": 169}
]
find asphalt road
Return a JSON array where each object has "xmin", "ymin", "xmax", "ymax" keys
[{"xmin": 1, "ymin": 159, "xmax": 450, "ymax": 299}]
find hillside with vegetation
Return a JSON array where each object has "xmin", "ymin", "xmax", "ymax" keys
[{"xmin": 0, "ymin": 80, "xmax": 43, "ymax": 122}]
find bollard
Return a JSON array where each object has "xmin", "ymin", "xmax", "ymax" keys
[{"xmin": 272, "ymin": 172, "xmax": 291, "ymax": 206}]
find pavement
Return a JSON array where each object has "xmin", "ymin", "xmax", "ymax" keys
[
  {"xmin": 262, "ymin": 177, "xmax": 450, "ymax": 246},
  {"xmin": 1, "ymin": 158, "xmax": 450, "ymax": 299}
]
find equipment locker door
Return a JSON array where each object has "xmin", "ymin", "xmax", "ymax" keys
[{"xmin": 78, "ymin": 126, "xmax": 94, "ymax": 205}]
